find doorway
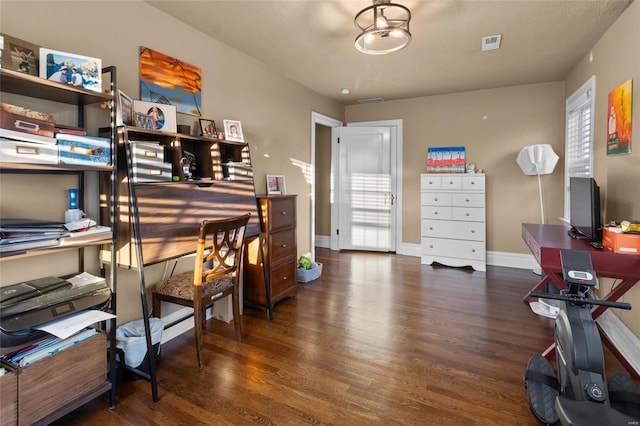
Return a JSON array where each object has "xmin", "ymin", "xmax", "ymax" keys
[{"xmin": 310, "ymin": 113, "xmax": 403, "ymax": 257}]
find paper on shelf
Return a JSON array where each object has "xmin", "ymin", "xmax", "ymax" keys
[
  {"xmin": 34, "ymin": 309, "xmax": 115, "ymax": 339},
  {"xmin": 67, "ymin": 271, "xmax": 104, "ymax": 288}
]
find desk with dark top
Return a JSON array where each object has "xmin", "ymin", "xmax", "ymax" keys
[{"xmin": 521, "ymin": 223, "xmax": 640, "ymax": 377}]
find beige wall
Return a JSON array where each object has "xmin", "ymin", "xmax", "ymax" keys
[
  {"xmin": 345, "ymin": 82, "xmax": 566, "ymax": 253},
  {"xmin": 0, "ymin": 1, "xmax": 344, "ymax": 324},
  {"xmin": 564, "ymin": 1, "xmax": 640, "ymax": 336}
]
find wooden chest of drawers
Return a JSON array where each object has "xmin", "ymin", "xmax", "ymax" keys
[
  {"xmin": 420, "ymin": 173, "xmax": 486, "ymax": 271},
  {"xmin": 244, "ymin": 195, "xmax": 297, "ymax": 316}
]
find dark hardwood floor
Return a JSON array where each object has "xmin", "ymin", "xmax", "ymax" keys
[{"xmin": 56, "ymin": 248, "xmax": 636, "ymax": 425}]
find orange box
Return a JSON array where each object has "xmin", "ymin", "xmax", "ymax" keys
[{"xmin": 602, "ymin": 228, "xmax": 640, "ymax": 255}]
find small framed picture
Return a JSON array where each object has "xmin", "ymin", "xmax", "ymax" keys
[
  {"xmin": 133, "ymin": 100, "xmax": 177, "ymax": 133},
  {"xmin": 39, "ymin": 47, "xmax": 102, "ymax": 92},
  {"xmin": 266, "ymin": 174, "xmax": 286, "ymax": 195},
  {"xmin": 223, "ymin": 119, "xmax": 244, "ymax": 142},
  {"xmin": 117, "ymin": 89, "xmax": 134, "ymax": 126},
  {"xmin": 199, "ymin": 119, "xmax": 217, "ymax": 139},
  {"xmin": 1, "ymin": 33, "xmax": 40, "ymax": 76},
  {"xmin": 134, "ymin": 111, "xmax": 155, "ymax": 129}
]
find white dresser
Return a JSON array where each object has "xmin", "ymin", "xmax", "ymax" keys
[{"xmin": 420, "ymin": 173, "xmax": 486, "ymax": 271}]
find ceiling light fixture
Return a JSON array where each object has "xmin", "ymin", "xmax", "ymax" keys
[{"xmin": 354, "ymin": 0, "xmax": 411, "ymax": 55}]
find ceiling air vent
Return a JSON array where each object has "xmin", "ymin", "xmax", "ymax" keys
[
  {"xmin": 357, "ymin": 97, "xmax": 385, "ymax": 104},
  {"xmin": 481, "ymin": 34, "xmax": 502, "ymax": 51}
]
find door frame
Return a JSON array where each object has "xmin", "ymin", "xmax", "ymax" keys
[
  {"xmin": 310, "ymin": 113, "xmax": 404, "ymax": 256},
  {"xmin": 311, "ymin": 111, "xmax": 342, "ymax": 259}
]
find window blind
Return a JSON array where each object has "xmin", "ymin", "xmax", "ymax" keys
[{"xmin": 564, "ymin": 76, "xmax": 595, "ymax": 218}]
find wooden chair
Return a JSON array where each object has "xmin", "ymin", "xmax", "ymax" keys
[{"xmin": 152, "ymin": 213, "xmax": 251, "ymax": 369}]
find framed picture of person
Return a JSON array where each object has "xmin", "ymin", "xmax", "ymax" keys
[
  {"xmin": 223, "ymin": 119, "xmax": 244, "ymax": 142},
  {"xmin": 199, "ymin": 119, "xmax": 217, "ymax": 139}
]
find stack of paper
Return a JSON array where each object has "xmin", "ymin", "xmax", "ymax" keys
[{"xmin": 0, "ymin": 218, "xmax": 68, "ymax": 254}]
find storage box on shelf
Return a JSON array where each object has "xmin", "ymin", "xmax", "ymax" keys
[
  {"xmin": 11, "ymin": 331, "xmax": 107, "ymax": 426},
  {"xmin": 129, "ymin": 140, "xmax": 172, "ymax": 183},
  {"xmin": 0, "ymin": 363, "xmax": 18, "ymax": 426}
]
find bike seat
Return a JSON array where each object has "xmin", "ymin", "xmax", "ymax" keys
[{"xmin": 556, "ymin": 396, "xmax": 639, "ymax": 425}]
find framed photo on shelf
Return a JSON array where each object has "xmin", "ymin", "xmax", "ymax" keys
[
  {"xmin": 1, "ymin": 33, "xmax": 40, "ymax": 76},
  {"xmin": 133, "ymin": 100, "xmax": 177, "ymax": 133},
  {"xmin": 266, "ymin": 174, "xmax": 286, "ymax": 195},
  {"xmin": 223, "ymin": 119, "xmax": 244, "ymax": 142},
  {"xmin": 199, "ymin": 119, "xmax": 217, "ymax": 139},
  {"xmin": 117, "ymin": 89, "xmax": 134, "ymax": 126},
  {"xmin": 39, "ymin": 47, "xmax": 102, "ymax": 92}
]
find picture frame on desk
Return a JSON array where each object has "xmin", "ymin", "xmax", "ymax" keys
[
  {"xmin": 266, "ymin": 174, "xmax": 286, "ymax": 195},
  {"xmin": 199, "ymin": 118, "xmax": 217, "ymax": 139},
  {"xmin": 223, "ymin": 119, "xmax": 244, "ymax": 142},
  {"xmin": 133, "ymin": 100, "xmax": 177, "ymax": 133}
]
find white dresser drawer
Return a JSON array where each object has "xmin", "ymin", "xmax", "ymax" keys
[
  {"xmin": 452, "ymin": 193, "xmax": 485, "ymax": 208},
  {"xmin": 441, "ymin": 176, "xmax": 463, "ymax": 189},
  {"xmin": 421, "ymin": 192, "xmax": 453, "ymax": 206},
  {"xmin": 462, "ymin": 175, "xmax": 485, "ymax": 190},
  {"xmin": 421, "ymin": 237, "xmax": 485, "ymax": 260},
  {"xmin": 452, "ymin": 207, "xmax": 485, "ymax": 222},
  {"xmin": 422, "ymin": 219, "xmax": 485, "ymax": 241},
  {"xmin": 420, "ymin": 175, "xmax": 442, "ymax": 189},
  {"xmin": 421, "ymin": 205, "xmax": 452, "ymax": 220}
]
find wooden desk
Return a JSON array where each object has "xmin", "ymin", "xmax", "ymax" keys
[{"xmin": 521, "ymin": 223, "xmax": 640, "ymax": 377}]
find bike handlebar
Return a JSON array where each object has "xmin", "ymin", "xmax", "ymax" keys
[{"xmin": 529, "ymin": 291, "xmax": 632, "ymax": 310}]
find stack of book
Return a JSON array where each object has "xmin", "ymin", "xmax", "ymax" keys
[{"xmin": 0, "ymin": 219, "xmax": 68, "ymax": 254}]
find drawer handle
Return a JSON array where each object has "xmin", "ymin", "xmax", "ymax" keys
[
  {"xmin": 281, "ymin": 244, "xmax": 287, "ymax": 248},
  {"xmin": 471, "ymin": 249, "xmax": 476, "ymax": 253},
  {"xmin": 282, "ymin": 276, "xmax": 288, "ymax": 281},
  {"xmin": 429, "ymin": 227, "xmax": 433, "ymax": 230},
  {"xmin": 465, "ymin": 198, "xmax": 470, "ymax": 202},
  {"xmin": 449, "ymin": 181, "xmax": 453, "ymax": 185},
  {"xmin": 434, "ymin": 211, "xmax": 438, "ymax": 215},
  {"xmin": 280, "ymin": 211, "xmax": 287, "ymax": 215},
  {"xmin": 429, "ymin": 181, "xmax": 433, "ymax": 185},
  {"xmin": 471, "ymin": 230, "xmax": 475, "ymax": 234},
  {"xmin": 429, "ymin": 245, "xmax": 434, "ymax": 249},
  {"xmin": 471, "ymin": 181, "xmax": 476, "ymax": 185},
  {"xmin": 466, "ymin": 213, "xmax": 470, "ymax": 217},
  {"xmin": 434, "ymin": 197, "xmax": 438, "ymax": 202}
]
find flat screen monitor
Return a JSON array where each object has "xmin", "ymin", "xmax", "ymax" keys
[{"xmin": 568, "ymin": 177, "xmax": 602, "ymax": 242}]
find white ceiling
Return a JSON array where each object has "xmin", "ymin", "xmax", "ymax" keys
[{"xmin": 145, "ymin": 0, "xmax": 632, "ymax": 105}]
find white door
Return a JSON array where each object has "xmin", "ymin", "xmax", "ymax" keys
[{"xmin": 336, "ymin": 126, "xmax": 396, "ymax": 252}]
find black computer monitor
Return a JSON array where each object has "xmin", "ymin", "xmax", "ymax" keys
[{"xmin": 568, "ymin": 177, "xmax": 602, "ymax": 242}]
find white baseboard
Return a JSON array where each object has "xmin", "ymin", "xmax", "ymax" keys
[{"xmin": 394, "ymin": 242, "xmax": 538, "ymax": 270}]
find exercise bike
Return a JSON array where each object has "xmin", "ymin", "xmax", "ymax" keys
[{"xmin": 524, "ymin": 249, "xmax": 640, "ymax": 425}]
